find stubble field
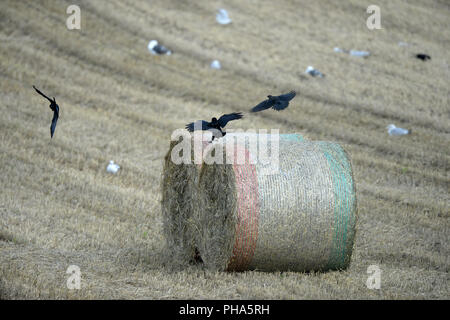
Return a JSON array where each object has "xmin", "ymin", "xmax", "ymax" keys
[{"xmin": 0, "ymin": 0, "xmax": 448, "ymax": 299}]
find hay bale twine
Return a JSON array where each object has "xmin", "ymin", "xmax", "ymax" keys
[
  {"xmin": 196, "ymin": 134, "xmax": 357, "ymax": 272},
  {"xmin": 161, "ymin": 133, "xmax": 305, "ymax": 265}
]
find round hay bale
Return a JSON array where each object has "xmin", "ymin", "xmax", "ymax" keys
[
  {"xmin": 195, "ymin": 135, "xmax": 357, "ymax": 272},
  {"xmin": 161, "ymin": 132, "xmax": 305, "ymax": 266},
  {"xmin": 161, "ymin": 136, "xmax": 207, "ymax": 265}
]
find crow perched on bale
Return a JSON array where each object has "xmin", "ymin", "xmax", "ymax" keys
[
  {"xmin": 185, "ymin": 112, "xmax": 243, "ymax": 139},
  {"xmin": 250, "ymin": 91, "xmax": 296, "ymax": 112},
  {"xmin": 33, "ymin": 85, "xmax": 60, "ymax": 138}
]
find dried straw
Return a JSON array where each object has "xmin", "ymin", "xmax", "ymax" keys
[
  {"xmin": 161, "ymin": 133, "xmax": 305, "ymax": 266},
  {"xmin": 196, "ymin": 135, "xmax": 357, "ymax": 272},
  {"xmin": 160, "ymin": 137, "xmax": 204, "ymax": 265}
]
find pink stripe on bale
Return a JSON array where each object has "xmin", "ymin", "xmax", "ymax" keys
[{"xmin": 226, "ymin": 147, "xmax": 260, "ymax": 271}]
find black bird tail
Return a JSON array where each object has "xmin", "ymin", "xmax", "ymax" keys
[{"xmin": 50, "ymin": 111, "xmax": 58, "ymax": 138}]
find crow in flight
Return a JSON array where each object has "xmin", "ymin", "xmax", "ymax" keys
[
  {"xmin": 33, "ymin": 85, "xmax": 59, "ymax": 138},
  {"xmin": 185, "ymin": 112, "xmax": 243, "ymax": 139},
  {"xmin": 250, "ymin": 91, "xmax": 296, "ymax": 112}
]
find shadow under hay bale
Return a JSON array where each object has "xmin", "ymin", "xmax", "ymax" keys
[
  {"xmin": 196, "ymin": 135, "xmax": 357, "ymax": 272},
  {"xmin": 161, "ymin": 133, "xmax": 305, "ymax": 266}
]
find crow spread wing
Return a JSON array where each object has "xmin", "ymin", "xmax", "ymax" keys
[
  {"xmin": 272, "ymin": 99, "xmax": 290, "ymax": 111},
  {"xmin": 185, "ymin": 120, "xmax": 210, "ymax": 132},
  {"xmin": 250, "ymin": 99, "xmax": 275, "ymax": 112},
  {"xmin": 33, "ymin": 85, "xmax": 53, "ymax": 103},
  {"xmin": 218, "ymin": 112, "xmax": 243, "ymax": 128},
  {"xmin": 50, "ymin": 106, "xmax": 59, "ymax": 138},
  {"xmin": 278, "ymin": 91, "xmax": 296, "ymax": 101}
]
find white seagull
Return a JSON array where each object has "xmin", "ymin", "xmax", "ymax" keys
[
  {"xmin": 148, "ymin": 40, "xmax": 172, "ymax": 55},
  {"xmin": 216, "ymin": 9, "xmax": 231, "ymax": 25},
  {"xmin": 210, "ymin": 60, "xmax": 221, "ymax": 69},
  {"xmin": 305, "ymin": 66, "xmax": 324, "ymax": 78},
  {"xmin": 107, "ymin": 160, "xmax": 120, "ymax": 174},
  {"xmin": 334, "ymin": 47, "xmax": 370, "ymax": 57},
  {"xmin": 387, "ymin": 124, "xmax": 411, "ymax": 136}
]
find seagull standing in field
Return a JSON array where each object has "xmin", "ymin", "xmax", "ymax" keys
[
  {"xmin": 305, "ymin": 66, "xmax": 324, "ymax": 77},
  {"xmin": 185, "ymin": 112, "xmax": 243, "ymax": 139},
  {"xmin": 387, "ymin": 124, "xmax": 411, "ymax": 136},
  {"xmin": 216, "ymin": 9, "xmax": 231, "ymax": 25},
  {"xmin": 334, "ymin": 47, "xmax": 370, "ymax": 57},
  {"xmin": 210, "ymin": 60, "xmax": 221, "ymax": 69},
  {"xmin": 106, "ymin": 160, "xmax": 120, "ymax": 173},
  {"xmin": 250, "ymin": 91, "xmax": 296, "ymax": 112},
  {"xmin": 33, "ymin": 85, "xmax": 59, "ymax": 138},
  {"xmin": 148, "ymin": 40, "xmax": 172, "ymax": 55}
]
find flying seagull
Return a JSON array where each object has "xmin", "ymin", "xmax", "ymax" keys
[
  {"xmin": 185, "ymin": 112, "xmax": 243, "ymax": 139},
  {"xmin": 250, "ymin": 91, "xmax": 296, "ymax": 112},
  {"xmin": 148, "ymin": 40, "xmax": 172, "ymax": 55},
  {"xmin": 33, "ymin": 85, "xmax": 59, "ymax": 138}
]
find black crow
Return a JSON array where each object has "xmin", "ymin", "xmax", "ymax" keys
[
  {"xmin": 185, "ymin": 112, "xmax": 243, "ymax": 139},
  {"xmin": 415, "ymin": 53, "xmax": 431, "ymax": 61},
  {"xmin": 33, "ymin": 85, "xmax": 59, "ymax": 138},
  {"xmin": 250, "ymin": 91, "xmax": 296, "ymax": 112}
]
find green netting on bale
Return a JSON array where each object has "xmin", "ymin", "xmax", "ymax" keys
[
  {"xmin": 317, "ymin": 142, "xmax": 358, "ymax": 270},
  {"xmin": 196, "ymin": 137, "xmax": 357, "ymax": 272}
]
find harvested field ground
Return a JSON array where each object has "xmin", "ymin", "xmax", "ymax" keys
[{"xmin": 0, "ymin": 0, "xmax": 449, "ymax": 299}]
